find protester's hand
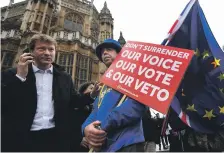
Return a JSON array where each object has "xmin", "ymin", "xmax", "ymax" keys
[
  {"xmin": 17, "ymin": 53, "xmax": 33, "ymax": 79},
  {"xmin": 90, "ymin": 82, "xmax": 102, "ymax": 98},
  {"xmin": 84, "ymin": 121, "xmax": 107, "ymax": 148},
  {"xmin": 80, "ymin": 137, "xmax": 89, "ymax": 148}
]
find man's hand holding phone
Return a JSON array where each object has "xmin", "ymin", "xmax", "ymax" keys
[{"xmin": 16, "ymin": 53, "xmax": 34, "ymax": 79}]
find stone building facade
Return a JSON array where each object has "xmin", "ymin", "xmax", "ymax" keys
[{"xmin": 1, "ymin": 0, "xmax": 125, "ymax": 89}]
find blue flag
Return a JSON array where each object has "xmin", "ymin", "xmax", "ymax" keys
[{"xmin": 162, "ymin": 0, "xmax": 224, "ymax": 133}]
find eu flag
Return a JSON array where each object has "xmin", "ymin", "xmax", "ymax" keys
[{"xmin": 162, "ymin": 0, "xmax": 224, "ymax": 133}]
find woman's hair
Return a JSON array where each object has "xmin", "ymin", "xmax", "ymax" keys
[{"xmin": 78, "ymin": 82, "xmax": 94, "ymax": 94}]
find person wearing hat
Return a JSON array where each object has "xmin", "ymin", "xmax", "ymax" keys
[{"xmin": 82, "ymin": 39, "xmax": 146, "ymax": 152}]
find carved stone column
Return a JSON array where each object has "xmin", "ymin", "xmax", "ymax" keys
[
  {"xmin": 39, "ymin": 1, "xmax": 49, "ymax": 33},
  {"xmin": 20, "ymin": 0, "xmax": 32, "ymax": 32},
  {"xmin": 30, "ymin": 0, "xmax": 40, "ymax": 31},
  {"xmin": 46, "ymin": 8, "xmax": 53, "ymax": 35}
]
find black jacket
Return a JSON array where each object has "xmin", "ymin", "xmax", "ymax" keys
[
  {"xmin": 1, "ymin": 64, "xmax": 94, "ymax": 152},
  {"xmin": 143, "ymin": 113, "xmax": 160, "ymax": 142}
]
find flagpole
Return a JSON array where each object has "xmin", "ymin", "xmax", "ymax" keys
[{"xmin": 161, "ymin": 108, "xmax": 170, "ymax": 136}]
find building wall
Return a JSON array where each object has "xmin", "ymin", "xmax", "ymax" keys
[{"xmin": 1, "ymin": 0, "xmax": 114, "ymax": 89}]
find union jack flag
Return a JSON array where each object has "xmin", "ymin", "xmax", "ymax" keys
[{"xmin": 162, "ymin": 0, "xmax": 224, "ymax": 133}]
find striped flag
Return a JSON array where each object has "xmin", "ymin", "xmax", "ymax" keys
[{"xmin": 162, "ymin": 0, "xmax": 224, "ymax": 133}]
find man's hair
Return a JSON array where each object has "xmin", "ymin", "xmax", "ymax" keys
[
  {"xmin": 78, "ymin": 82, "xmax": 94, "ymax": 94},
  {"xmin": 29, "ymin": 34, "xmax": 57, "ymax": 51}
]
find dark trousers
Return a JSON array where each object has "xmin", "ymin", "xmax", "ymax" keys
[
  {"xmin": 117, "ymin": 142, "xmax": 145, "ymax": 152},
  {"xmin": 28, "ymin": 128, "xmax": 58, "ymax": 152},
  {"xmin": 169, "ymin": 134, "xmax": 183, "ymax": 152}
]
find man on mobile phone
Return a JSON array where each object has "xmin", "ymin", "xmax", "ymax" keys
[{"xmin": 1, "ymin": 34, "xmax": 95, "ymax": 152}]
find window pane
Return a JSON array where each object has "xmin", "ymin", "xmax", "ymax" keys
[
  {"xmin": 3, "ymin": 52, "xmax": 15, "ymax": 66},
  {"xmin": 88, "ymin": 59, "xmax": 92, "ymax": 80},
  {"xmin": 68, "ymin": 53, "xmax": 74, "ymax": 65},
  {"xmin": 59, "ymin": 53, "xmax": 67, "ymax": 65},
  {"xmin": 69, "ymin": 67, "xmax": 73, "ymax": 75}
]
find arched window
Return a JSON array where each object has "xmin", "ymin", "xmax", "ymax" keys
[
  {"xmin": 74, "ymin": 53, "xmax": 90, "ymax": 89},
  {"xmin": 64, "ymin": 12, "xmax": 84, "ymax": 32},
  {"xmin": 57, "ymin": 52, "xmax": 74, "ymax": 76},
  {"xmin": 1, "ymin": 51, "xmax": 16, "ymax": 70},
  {"xmin": 88, "ymin": 59, "xmax": 93, "ymax": 80},
  {"xmin": 101, "ymin": 31, "xmax": 105, "ymax": 42},
  {"xmin": 106, "ymin": 32, "xmax": 110, "ymax": 39}
]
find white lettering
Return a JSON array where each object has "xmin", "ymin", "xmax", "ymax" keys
[
  {"xmin": 149, "ymin": 56, "xmax": 159, "ymax": 65},
  {"xmin": 157, "ymin": 89, "xmax": 169, "ymax": 101},
  {"xmin": 155, "ymin": 71, "xmax": 165, "ymax": 81},
  {"xmin": 143, "ymin": 54, "xmax": 152, "ymax": 63},
  {"xmin": 135, "ymin": 79, "xmax": 145, "ymax": 90},
  {"xmin": 140, "ymin": 82, "xmax": 150, "ymax": 94},
  {"xmin": 171, "ymin": 61, "xmax": 182, "ymax": 72},
  {"xmin": 132, "ymin": 52, "xmax": 142, "ymax": 61},
  {"xmin": 138, "ymin": 65, "xmax": 148, "ymax": 75},
  {"xmin": 121, "ymin": 50, "xmax": 129, "ymax": 57},
  {"xmin": 113, "ymin": 72, "xmax": 121, "ymax": 81},
  {"xmin": 162, "ymin": 59, "xmax": 173, "ymax": 69},
  {"xmin": 125, "ymin": 76, "xmax": 134, "ymax": 87},
  {"xmin": 162, "ymin": 74, "xmax": 173, "ymax": 85},
  {"xmin": 149, "ymin": 85, "xmax": 160, "ymax": 96},
  {"xmin": 145, "ymin": 69, "xmax": 155, "ymax": 79},
  {"xmin": 128, "ymin": 63, "xmax": 136, "ymax": 73},
  {"xmin": 183, "ymin": 53, "xmax": 189, "ymax": 59}
]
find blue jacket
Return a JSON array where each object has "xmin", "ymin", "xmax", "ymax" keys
[{"xmin": 82, "ymin": 85, "xmax": 145, "ymax": 152}]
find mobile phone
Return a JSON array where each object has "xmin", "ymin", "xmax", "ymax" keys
[{"xmin": 23, "ymin": 46, "xmax": 32, "ymax": 53}]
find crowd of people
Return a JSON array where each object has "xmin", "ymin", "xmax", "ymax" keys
[{"xmin": 2, "ymin": 34, "xmax": 224, "ymax": 152}]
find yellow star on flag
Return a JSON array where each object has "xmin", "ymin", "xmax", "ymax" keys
[
  {"xmin": 187, "ymin": 104, "xmax": 197, "ymax": 112},
  {"xmin": 219, "ymin": 106, "xmax": 224, "ymax": 114},
  {"xmin": 202, "ymin": 50, "xmax": 210, "ymax": 59},
  {"xmin": 218, "ymin": 73, "xmax": 224, "ymax": 82},
  {"xmin": 220, "ymin": 88, "xmax": 224, "ymax": 94},
  {"xmin": 203, "ymin": 109, "xmax": 216, "ymax": 120},
  {"xmin": 211, "ymin": 58, "xmax": 221, "ymax": 68},
  {"xmin": 194, "ymin": 48, "xmax": 200, "ymax": 57}
]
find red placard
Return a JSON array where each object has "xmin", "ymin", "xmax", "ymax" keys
[{"xmin": 101, "ymin": 41, "xmax": 194, "ymax": 114}]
